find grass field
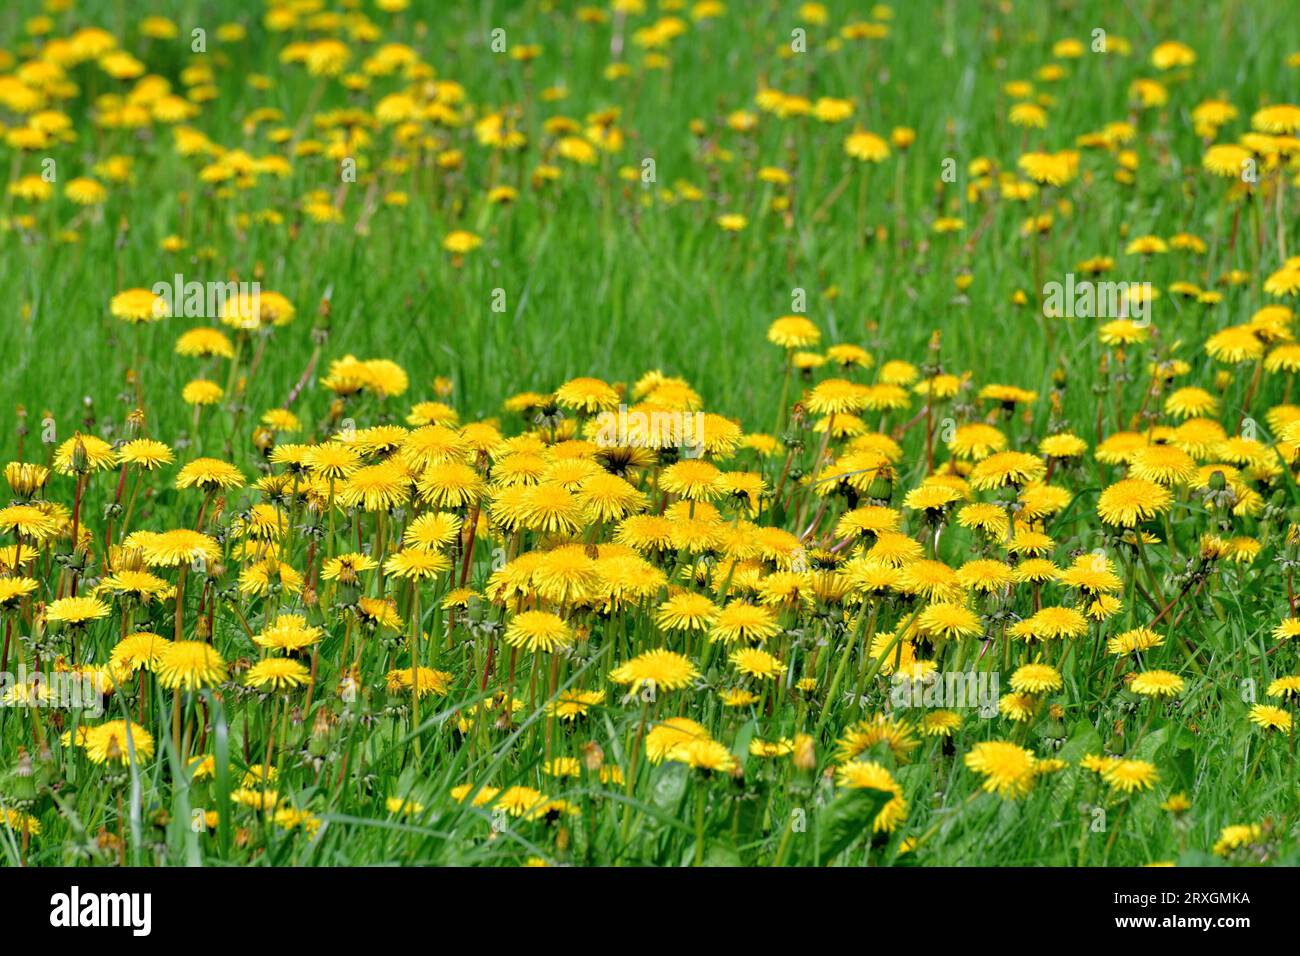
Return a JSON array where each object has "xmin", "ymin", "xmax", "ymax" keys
[{"xmin": 0, "ymin": 0, "xmax": 1298, "ymax": 867}]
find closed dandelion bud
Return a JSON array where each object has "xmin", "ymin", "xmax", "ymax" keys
[
  {"xmin": 792, "ymin": 733, "xmax": 815, "ymax": 771},
  {"xmin": 70, "ymin": 437, "xmax": 88, "ymax": 475},
  {"xmin": 10, "ymin": 748, "xmax": 37, "ymax": 805},
  {"xmin": 867, "ymin": 472, "xmax": 893, "ymax": 502},
  {"xmin": 338, "ymin": 674, "xmax": 358, "ymax": 704},
  {"xmin": 335, "ymin": 579, "xmax": 359, "ymax": 607},
  {"xmin": 308, "ymin": 710, "xmax": 333, "ymax": 757},
  {"xmin": 303, "ymin": 586, "xmax": 318, "ymax": 608},
  {"xmin": 1208, "ymin": 469, "xmax": 1227, "ymax": 493},
  {"xmin": 1214, "ymin": 370, "xmax": 1232, "ymax": 393},
  {"xmin": 126, "ymin": 407, "xmax": 145, "ymax": 435},
  {"xmin": 194, "ymin": 616, "xmax": 210, "ymax": 641},
  {"xmin": 307, "ymin": 723, "xmax": 332, "ymax": 762},
  {"xmin": 35, "ymin": 742, "xmax": 57, "ymax": 790},
  {"xmin": 96, "ymin": 830, "xmax": 123, "ymax": 855},
  {"xmin": 252, "ymin": 427, "xmax": 275, "ymax": 456}
]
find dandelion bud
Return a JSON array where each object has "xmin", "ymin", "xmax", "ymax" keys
[
  {"xmin": 252, "ymin": 427, "xmax": 275, "ymax": 456},
  {"xmin": 10, "ymin": 748, "xmax": 37, "ymax": 804},
  {"xmin": 581, "ymin": 741, "xmax": 604, "ymax": 772},
  {"xmin": 97, "ymin": 830, "xmax": 124, "ymax": 855},
  {"xmin": 34, "ymin": 741, "xmax": 57, "ymax": 790},
  {"xmin": 70, "ymin": 437, "xmax": 89, "ymax": 475},
  {"xmin": 5, "ymin": 461, "xmax": 49, "ymax": 498},
  {"xmin": 867, "ymin": 472, "xmax": 893, "ymax": 502},
  {"xmin": 792, "ymin": 733, "xmax": 815, "ymax": 771},
  {"xmin": 338, "ymin": 674, "xmax": 358, "ymax": 704},
  {"xmin": 335, "ymin": 576, "xmax": 359, "ymax": 608},
  {"xmin": 108, "ymin": 546, "xmax": 145, "ymax": 574},
  {"xmin": 308, "ymin": 710, "xmax": 333, "ymax": 758}
]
